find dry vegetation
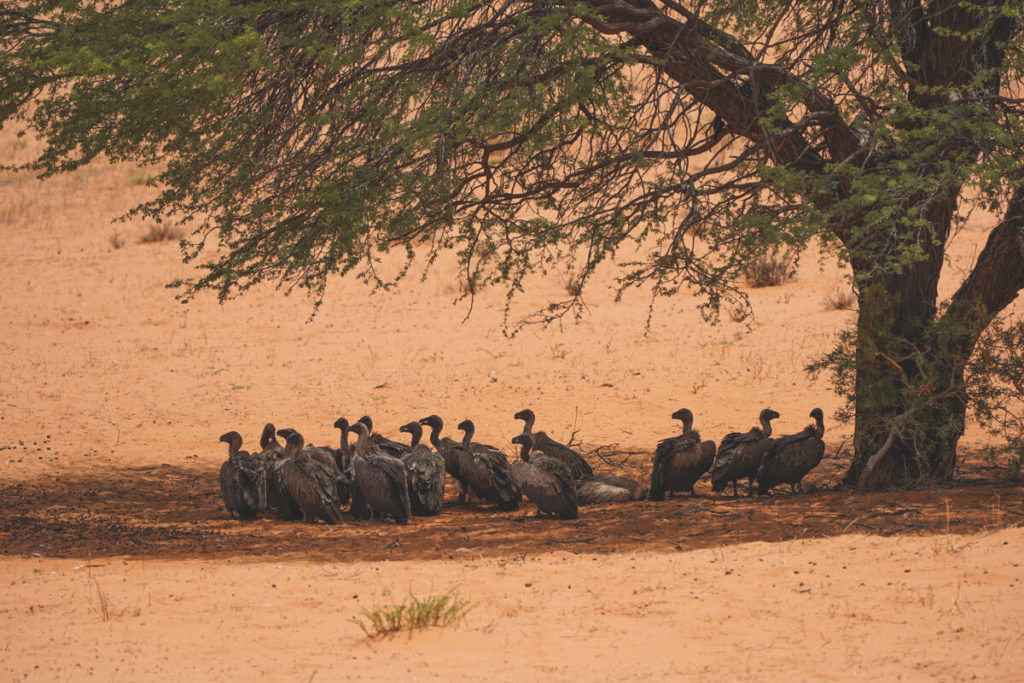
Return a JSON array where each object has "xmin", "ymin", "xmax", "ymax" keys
[
  {"xmin": 137, "ymin": 221, "xmax": 185, "ymax": 244},
  {"xmin": 823, "ymin": 285, "xmax": 857, "ymax": 311},
  {"xmin": 745, "ymin": 247, "xmax": 799, "ymax": 287}
]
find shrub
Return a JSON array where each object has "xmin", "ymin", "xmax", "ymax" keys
[
  {"xmin": 745, "ymin": 248, "xmax": 797, "ymax": 288},
  {"xmin": 350, "ymin": 589, "xmax": 471, "ymax": 638},
  {"xmin": 138, "ymin": 222, "xmax": 184, "ymax": 244},
  {"xmin": 823, "ymin": 286, "xmax": 856, "ymax": 311}
]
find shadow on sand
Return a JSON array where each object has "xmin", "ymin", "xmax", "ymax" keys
[{"xmin": 1, "ymin": 449, "xmax": 1021, "ymax": 561}]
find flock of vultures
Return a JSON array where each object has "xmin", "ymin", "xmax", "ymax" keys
[{"xmin": 218, "ymin": 407, "xmax": 826, "ymax": 524}]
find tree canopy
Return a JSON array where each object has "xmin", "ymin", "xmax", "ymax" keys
[{"xmin": 3, "ymin": 0, "xmax": 1024, "ymax": 487}]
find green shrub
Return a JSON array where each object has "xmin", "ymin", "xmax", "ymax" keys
[{"xmin": 350, "ymin": 589, "xmax": 471, "ymax": 638}]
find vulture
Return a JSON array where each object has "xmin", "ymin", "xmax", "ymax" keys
[
  {"xmin": 513, "ymin": 408, "xmax": 593, "ymax": 478},
  {"xmin": 305, "ymin": 442, "xmax": 346, "ymax": 479},
  {"xmin": 264, "ymin": 455, "xmax": 303, "ymax": 522},
  {"xmin": 274, "ymin": 428, "xmax": 342, "ymax": 524},
  {"xmin": 710, "ymin": 408, "xmax": 780, "ymax": 496},
  {"xmin": 258, "ymin": 422, "xmax": 285, "ymax": 456},
  {"xmin": 348, "ymin": 421, "xmax": 412, "ymax": 524},
  {"xmin": 357, "ymin": 415, "xmax": 410, "ymax": 458},
  {"xmin": 255, "ymin": 422, "xmax": 290, "ymax": 507},
  {"xmin": 418, "ymin": 414, "xmax": 469, "ymax": 502},
  {"xmin": 577, "ymin": 474, "xmax": 647, "ymax": 504},
  {"xmin": 756, "ymin": 408, "xmax": 826, "ymax": 494},
  {"xmin": 218, "ymin": 431, "xmax": 267, "ymax": 519},
  {"xmin": 257, "ymin": 423, "xmax": 347, "ymax": 518},
  {"xmin": 333, "ymin": 417, "xmax": 353, "ymax": 471},
  {"xmin": 455, "ymin": 419, "xmax": 521, "ymax": 511},
  {"xmin": 510, "ymin": 432, "xmax": 578, "ymax": 519},
  {"xmin": 398, "ymin": 421, "xmax": 446, "ymax": 516},
  {"xmin": 285, "ymin": 427, "xmax": 348, "ymax": 504},
  {"xmin": 649, "ymin": 408, "xmax": 717, "ymax": 500}
]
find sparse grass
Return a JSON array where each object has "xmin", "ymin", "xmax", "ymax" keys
[
  {"xmin": 93, "ymin": 577, "xmax": 111, "ymax": 622},
  {"xmin": 745, "ymin": 248, "xmax": 798, "ymax": 288},
  {"xmin": 108, "ymin": 232, "xmax": 125, "ymax": 249},
  {"xmin": 138, "ymin": 222, "xmax": 184, "ymax": 244},
  {"xmin": 551, "ymin": 342, "xmax": 569, "ymax": 359},
  {"xmin": 127, "ymin": 169, "xmax": 157, "ymax": 186},
  {"xmin": 350, "ymin": 589, "xmax": 471, "ymax": 638},
  {"xmin": 0, "ymin": 188, "xmax": 34, "ymax": 226},
  {"xmin": 823, "ymin": 286, "xmax": 857, "ymax": 311}
]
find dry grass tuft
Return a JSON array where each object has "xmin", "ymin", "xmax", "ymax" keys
[
  {"xmin": 350, "ymin": 589, "xmax": 471, "ymax": 638},
  {"xmin": 93, "ymin": 577, "xmax": 111, "ymax": 622},
  {"xmin": 107, "ymin": 233, "xmax": 125, "ymax": 250},
  {"xmin": 823, "ymin": 286, "xmax": 857, "ymax": 311},
  {"xmin": 745, "ymin": 248, "xmax": 798, "ymax": 288},
  {"xmin": 138, "ymin": 222, "xmax": 184, "ymax": 244}
]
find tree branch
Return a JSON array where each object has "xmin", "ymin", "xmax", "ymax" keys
[
  {"xmin": 577, "ymin": 0, "xmax": 869, "ymax": 211},
  {"xmin": 946, "ymin": 186, "xmax": 1024, "ymax": 329}
]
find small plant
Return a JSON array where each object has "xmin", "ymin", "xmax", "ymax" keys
[
  {"xmin": 127, "ymin": 169, "xmax": 156, "ymax": 185},
  {"xmin": 551, "ymin": 342, "xmax": 569, "ymax": 359},
  {"xmin": 93, "ymin": 577, "xmax": 111, "ymax": 622},
  {"xmin": 108, "ymin": 232, "xmax": 125, "ymax": 249},
  {"xmin": 823, "ymin": 286, "xmax": 856, "ymax": 311},
  {"xmin": 350, "ymin": 589, "xmax": 471, "ymax": 638},
  {"xmin": 745, "ymin": 248, "xmax": 798, "ymax": 288},
  {"xmin": 138, "ymin": 222, "xmax": 184, "ymax": 244}
]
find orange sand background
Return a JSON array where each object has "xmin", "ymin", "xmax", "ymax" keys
[{"xmin": 1, "ymin": 124, "xmax": 1022, "ymax": 679}]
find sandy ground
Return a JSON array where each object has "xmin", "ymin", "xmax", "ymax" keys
[
  {"xmin": 2, "ymin": 125, "xmax": 1023, "ymax": 679},
  {"xmin": 3, "ymin": 529, "xmax": 1022, "ymax": 681}
]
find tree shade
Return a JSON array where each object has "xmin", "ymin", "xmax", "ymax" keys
[{"xmin": 3, "ymin": 0, "xmax": 1024, "ymax": 487}]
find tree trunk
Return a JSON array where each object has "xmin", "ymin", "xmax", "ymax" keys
[
  {"xmin": 847, "ymin": 375, "xmax": 965, "ymax": 489},
  {"xmin": 843, "ymin": 191, "xmax": 1024, "ymax": 489},
  {"xmin": 844, "ymin": 273, "xmax": 973, "ymax": 488}
]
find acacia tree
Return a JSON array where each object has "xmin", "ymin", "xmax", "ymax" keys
[{"xmin": 3, "ymin": 1, "xmax": 1024, "ymax": 488}]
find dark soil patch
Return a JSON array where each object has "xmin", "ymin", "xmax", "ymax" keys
[{"xmin": 2, "ymin": 446, "xmax": 1021, "ymax": 561}]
